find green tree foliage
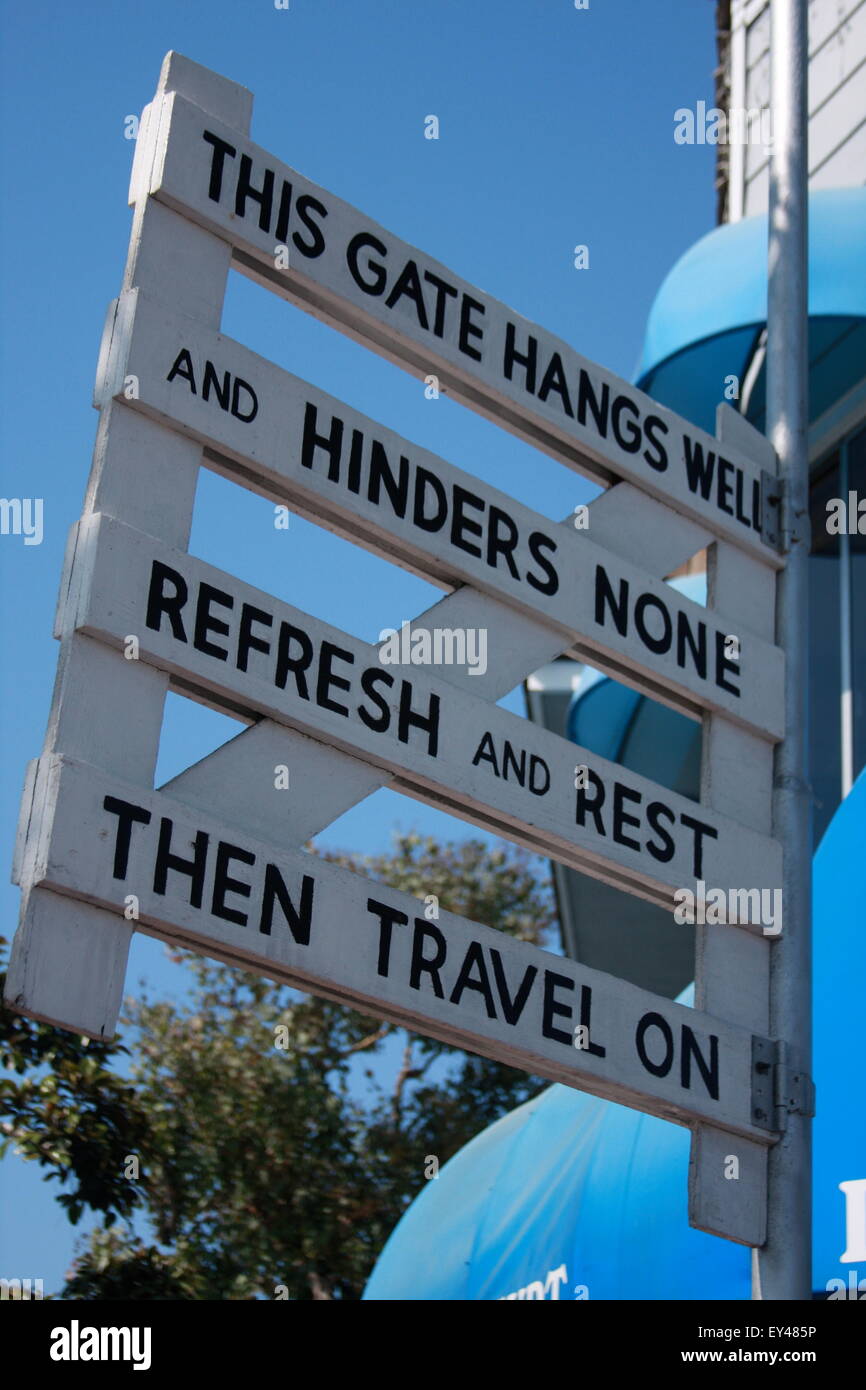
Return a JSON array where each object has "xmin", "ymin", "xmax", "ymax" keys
[
  {"xmin": 1, "ymin": 834, "xmax": 555, "ymax": 1300},
  {"xmin": 0, "ymin": 958, "xmax": 147, "ymax": 1228}
]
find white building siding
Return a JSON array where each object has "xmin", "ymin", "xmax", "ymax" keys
[{"xmin": 728, "ymin": 0, "xmax": 866, "ymax": 220}]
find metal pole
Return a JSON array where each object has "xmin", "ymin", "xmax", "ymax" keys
[
  {"xmin": 756, "ymin": 0, "xmax": 812, "ymax": 1300},
  {"xmin": 840, "ymin": 439, "xmax": 854, "ymax": 800}
]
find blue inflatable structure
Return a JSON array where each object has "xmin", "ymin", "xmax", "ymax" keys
[{"xmin": 364, "ymin": 773, "xmax": 866, "ymax": 1300}]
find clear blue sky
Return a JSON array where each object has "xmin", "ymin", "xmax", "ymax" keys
[{"xmin": 0, "ymin": 0, "xmax": 717, "ymax": 1293}]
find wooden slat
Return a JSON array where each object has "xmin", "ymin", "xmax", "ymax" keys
[
  {"xmin": 99, "ymin": 289, "xmax": 785, "ymax": 738},
  {"xmin": 144, "ymin": 90, "xmax": 783, "ymax": 563},
  {"xmin": 4, "ymin": 53, "xmax": 251, "ymax": 1037},
  {"xmin": 72, "ymin": 511, "xmax": 784, "ymax": 911},
  {"xmin": 689, "ymin": 396, "xmax": 779, "ymax": 1247},
  {"xmin": 30, "ymin": 752, "xmax": 777, "ymax": 1142}
]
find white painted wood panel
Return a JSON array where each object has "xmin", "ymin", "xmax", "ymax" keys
[
  {"xmin": 144, "ymin": 92, "xmax": 781, "ymax": 562},
  {"xmin": 72, "ymin": 512, "xmax": 784, "ymax": 910},
  {"xmin": 689, "ymin": 389, "xmax": 779, "ymax": 1244},
  {"xmin": 101, "ymin": 290, "xmax": 785, "ymax": 737},
  {"xmin": 29, "ymin": 753, "xmax": 776, "ymax": 1142},
  {"xmin": 689, "ymin": 1126, "xmax": 769, "ymax": 1247},
  {"xmin": 4, "ymin": 53, "xmax": 253, "ymax": 1036}
]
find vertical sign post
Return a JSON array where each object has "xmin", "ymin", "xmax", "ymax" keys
[{"xmin": 757, "ymin": 0, "xmax": 813, "ymax": 1299}]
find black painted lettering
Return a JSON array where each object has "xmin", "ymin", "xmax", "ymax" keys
[
  {"xmin": 259, "ymin": 866, "xmax": 314, "ymax": 943},
  {"xmin": 422, "ymin": 269, "xmax": 458, "ymax": 336},
  {"xmin": 576, "ymin": 770, "xmax": 606, "ymax": 835},
  {"xmin": 412, "ymin": 466, "xmax": 448, "ymax": 532},
  {"xmin": 301, "ymin": 402, "xmax": 343, "ymax": 482},
  {"xmin": 611, "ymin": 394, "xmax": 641, "ymax": 453},
  {"xmin": 153, "ymin": 817, "xmax": 208, "ymax": 909},
  {"xmin": 211, "ymin": 841, "xmax": 255, "ymax": 926},
  {"xmin": 450, "ymin": 484, "xmax": 485, "ymax": 558},
  {"xmin": 346, "ymin": 231, "xmax": 388, "ymax": 295},
  {"xmin": 529, "ymin": 754, "xmax": 550, "ymax": 797},
  {"xmin": 234, "ymin": 153, "xmax": 274, "ymax": 232},
  {"xmin": 486, "ymin": 505, "xmax": 521, "ymax": 581},
  {"xmin": 577, "ymin": 370, "xmax": 609, "ymax": 436},
  {"xmin": 202, "ymin": 360, "xmax": 230, "ymax": 411},
  {"xmin": 538, "ymin": 352, "xmax": 574, "ymax": 416},
  {"xmin": 680, "ymin": 812, "xmax": 719, "ymax": 879},
  {"xmin": 717, "ymin": 458, "xmax": 735, "ymax": 515},
  {"xmin": 166, "ymin": 348, "xmax": 197, "ymax": 392},
  {"xmin": 502, "ymin": 741, "xmax": 526, "ymax": 786},
  {"xmin": 542, "ymin": 970, "xmax": 575, "ymax": 1045},
  {"xmin": 274, "ymin": 622, "xmax": 314, "ymax": 697},
  {"xmin": 230, "ymin": 377, "xmax": 258, "ymax": 423},
  {"xmin": 612, "ymin": 783, "xmax": 642, "ymax": 852},
  {"xmin": 397, "ymin": 683, "xmax": 440, "ymax": 757},
  {"xmin": 636, "ymin": 1012, "xmax": 674, "ymax": 1077},
  {"xmin": 715, "ymin": 630, "xmax": 741, "ymax": 696},
  {"xmin": 579, "ymin": 985, "xmax": 606, "ymax": 1058},
  {"xmin": 368, "ymin": 441, "xmax": 409, "ymax": 518},
  {"xmin": 458, "ymin": 294, "xmax": 485, "ymax": 361},
  {"xmin": 202, "ymin": 131, "xmax": 237, "ymax": 202},
  {"xmin": 274, "ymin": 178, "xmax": 293, "ymax": 245},
  {"xmin": 103, "ymin": 796, "xmax": 152, "ymax": 879},
  {"xmin": 490, "ymin": 950, "xmax": 537, "ymax": 1026},
  {"xmin": 385, "ymin": 259, "xmax": 429, "ymax": 329},
  {"xmin": 594, "ymin": 565, "xmax": 629, "ymax": 637},
  {"xmin": 681, "ymin": 1025, "xmax": 719, "ymax": 1099},
  {"xmin": 471, "ymin": 730, "xmax": 499, "ymax": 775},
  {"xmin": 676, "ymin": 611, "xmax": 707, "ymax": 679},
  {"xmin": 634, "ymin": 592, "xmax": 673, "ymax": 655},
  {"xmin": 347, "ymin": 429, "xmax": 364, "ymax": 494},
  {"xmin": 410, "ymin": 920, "xmax": 446, "ymax": 996},
  {"xmin": 735, "ymin": 469, "xmax": 751, "ymax": 526},
  {"xmin": 367, "ymin": 897, "xmax": 409, "ymax": 976},
  {"xmin": 643, "ymin": 414, "xmax": 669, "ymax": 472},
  {"xmin": 526, "ymin": 531, "xmax": 559, "ymax": 597},
  {"xmin": 449, "ymin": 941, "xmax": 496, "ymax": 1017},
  {"xmin": 237, "ymin": 604, "xmax": 273, "ymax": 672},
  {"xmin": 503, "ymin": 322, "xmax": 537, "ymax": 394},
  {"xmin": 683, "ymin": 437, "xmax": 715, "ymax": 500},
  {"xmin": 193, "ymin": 583, "xmax": 233, "ymax": 661},
  {"xmin": 145, "ymin": 562, "xmax": 189, "ymax": 641},
  {"xmin": 358, "ymin": 667, "xmax": 394, "ymax": 733},
  {"xmin": 292, "ymin": 193, "xmax": 328, "ymax": 259},
  {"xmin": 646, "ymin": 801, "xmax": 676, "ymax": 864},
  {"xmin": 316, "ymin": 641, "xmax": 354, "ymax": 716}
]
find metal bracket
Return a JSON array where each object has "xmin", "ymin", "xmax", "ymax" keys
[
  {"xmin": 761, "ymin": 470, "xmax": 785, "ymax": 553},
  {"xmin": 752, "ymin": 1037, "xmax": 815, "ymax": 1133},
  {"xmin": 751, "ymin": 1035, "xmax": 777, "ymax": 1130},
  {"xmin": 773, "ymin": 1039, "xmax": 816, "ymax": 1125}
]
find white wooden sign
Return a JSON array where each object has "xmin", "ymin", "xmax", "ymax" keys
[
  {"xmin": 100, "ymin": 289, "xmax": 785, "ymax": 740},
  {"xmin": 70, "ymin": 511, "xmax": 782, "ymax": 911},
  {"xmin": 142, "ymin": 91, "xmax": 782, "ymax": 563},
  {"xmin": 23, "ymin": 751, "xmax": 775, "ymax": 1146},
  {"xmin": 4, "ymin": 53, "xmax": 786, "ymax": 1251}
]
